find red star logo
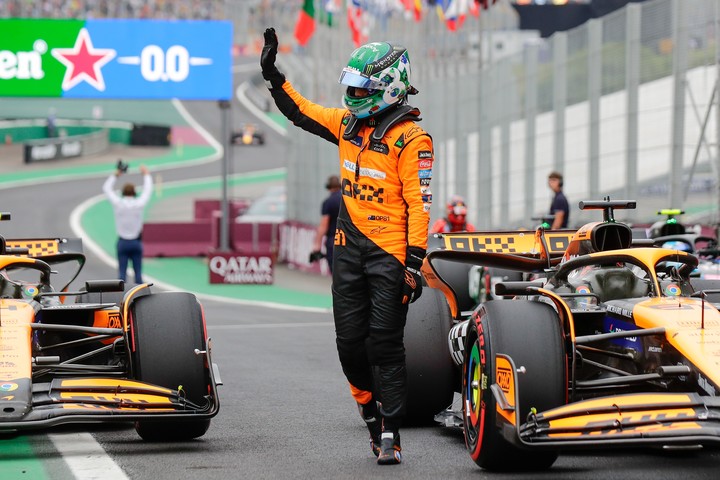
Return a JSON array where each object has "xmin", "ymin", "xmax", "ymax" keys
[{"xmin": 51, "ymin": 28, "xmax": 116, "ymax": 92}]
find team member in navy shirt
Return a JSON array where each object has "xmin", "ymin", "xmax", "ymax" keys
[
  {"xmin": 548, "ymin": 171, "xmax": 570, "ymax": 229},
  {"xmin": 310, "ymin": 175, "xmax": 342, "ymax": 273}
]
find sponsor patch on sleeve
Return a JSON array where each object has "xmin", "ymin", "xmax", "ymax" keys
[
  {"xmin": 418, "ymin": 169, "xmax": 432, "ymax": 179},
  {"xmin": 418, "ymin": 151, "xmax": 432, "ymax": 159},
  {"xmin": 418, "ymin": 159, "xmax": 432, "ymax": 168}
]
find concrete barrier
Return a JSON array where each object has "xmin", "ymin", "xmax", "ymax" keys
[{"xmin": 143, "ymin": 220, "xmax": 215, "ymax": 257}]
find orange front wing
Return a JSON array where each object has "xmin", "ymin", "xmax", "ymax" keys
[
  {"xmin": 0, "ymin": 377, "xmax": 218, "ymax": 432},
  {"xmin": 496, "ymin": 354, "xmax": 720, "ymax": 450}
]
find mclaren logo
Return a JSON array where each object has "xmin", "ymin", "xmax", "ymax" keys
[
  {"xmin": 108, "ymin": 313, "xmax": 121, "ymax": 329},
  {"xmin": 341, "ymin": 178, "xmax": 385, "ymax": 203},
  {"xmin": 496, "ymin": 366, "xmax": 512, "ymax": 393}
]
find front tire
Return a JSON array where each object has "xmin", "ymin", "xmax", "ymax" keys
[
  {"xmin": 130, "ymin": 292, "xmax": 211, "ymax": 441},
  {"xmin": 463, "ymin": 300, "xmax": 565, "ymax": 471}
]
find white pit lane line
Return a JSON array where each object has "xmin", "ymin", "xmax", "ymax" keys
[{"xmin": 49, "ymin": 432, "xmax": 130, "ymax": 480}]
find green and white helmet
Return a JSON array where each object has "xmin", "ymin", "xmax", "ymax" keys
[{"xmin": 338, "ymin": 42, "xmax": 415, "ymax": 119}]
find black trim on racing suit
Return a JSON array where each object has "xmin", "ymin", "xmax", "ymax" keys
[
  {"xmin": 269, "ymin": 86, "xmax": 340, "ymax": 145},
  {"xmin": 332, "ymin": 215, "xmax": 409, "ymax": 427}
]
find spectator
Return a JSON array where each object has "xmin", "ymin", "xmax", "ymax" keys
[
  {"xmin": 309, "ymin": 174, "xmax": 342, "ymax": 273},
  {"xmin": 103, "ymin": 164, "xmax": 153, "ymax": 284},
  {"xmin": 548, "ymin": 171, "xmax": 569, "ymax": 229},
  {"xmin": 261, "ymin": 28, "xmax": 433, "ymax": 465},
  {"xmin": 46, "ymin": 108, "xmax": 57, "ymax": 138},
  {"xmin": 429, "ymin": 195, "xmax": 476, "ymax": 233}
]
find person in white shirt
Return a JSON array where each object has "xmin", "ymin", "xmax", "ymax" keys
[{"xmin": 103, "ymin": 164, "xmax": 153, "ymax": 284}]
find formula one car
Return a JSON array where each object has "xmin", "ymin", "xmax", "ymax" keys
[
  {"xmin": 647, "ymin": 208, "xmax": 688, "ymax": 238},
  {"xmin": 648, "ymin": 209, "xmax": 720, "ymax": 278},
  {"xmin": 419, "ymin": 199, "xmax": 720, "ymax": 471},
  {"xmin": 231, "ymin": 123, "xmax": 265, "ymax": 146},
  {"xmin": 653, "ymin": 232, "xmax": 720, "ymax": 278},
  {"xmin": 0, "ymin": 213, "xmax": 221, "ymax": 440}
]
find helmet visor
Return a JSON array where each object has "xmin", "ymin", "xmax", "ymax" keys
[{"xmin": 338, "ymin": 68, "xmax": 385, "ymax": 90}]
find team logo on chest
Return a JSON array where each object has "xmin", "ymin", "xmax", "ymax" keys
[{"xmin": 341, "ymin": 178, "xmax": 385, "ymax": 203}]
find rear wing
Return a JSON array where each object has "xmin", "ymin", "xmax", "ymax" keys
[
  {"xmin": 423, "ymin": 229, "xmax": 576, "ymax": 317},
  {"xmin": 4, "ymin": 237, "xmax": 84, "ymax": 257},
  {"xmin": 1, "ymin": 212, "xmax": 82, "ymax": 256},
  {"xmin": 0, "ymin": 213, "xmax": 85, "ymax": 291},
  {"xmin": 2, "ymin": 237, "xmax": 85, "ymax": 293},
  {"xmin": 433, "ymin": 229, "xmax": 576, "ymax": 258}
]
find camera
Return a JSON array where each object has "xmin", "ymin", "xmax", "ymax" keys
[
  {"xmin": 309, "ymin": 250, "xmax": 325, "ymax": 263},
  {"xmin": 116, "ymin": 159, "xmax": 129, "ymax": 174}
]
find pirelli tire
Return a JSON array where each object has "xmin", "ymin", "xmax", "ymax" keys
[
  {"xmin": 462, "ymin": 300, "xmax": 566, "ymax": 471},
  {"xmin": 404, "ymin": 287, "xmax": 456, "ymax": 424},
  {"xmin": 130, "ymin": 292, "xmax": 211, "ymax": 441}
]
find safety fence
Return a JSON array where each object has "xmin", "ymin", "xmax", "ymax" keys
[{"xmin": 257, "ymin": 0, "xmax": 720, "ymax": 229}]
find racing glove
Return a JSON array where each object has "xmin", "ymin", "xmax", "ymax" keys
[
  {"xmin": 401, "ymin": 246, "xmax": 426, "ymax": 304},
  {"xmin": 261, "ymin": 27, "xmax": 286, "ymax": 90}
]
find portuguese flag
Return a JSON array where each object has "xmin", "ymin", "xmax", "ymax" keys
[{"xmin": 294, "ymin": 0, "xmax": 316, "ymax": 47}]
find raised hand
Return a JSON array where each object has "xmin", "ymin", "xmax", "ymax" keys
[{"xmin": 261, "ymin": 27, "xmax": 285, "ymax": 89}]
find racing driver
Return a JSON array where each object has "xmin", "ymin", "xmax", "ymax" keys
[{"xmin": 261, "ymin": 28, "xmax": 433, "ymax": 465}]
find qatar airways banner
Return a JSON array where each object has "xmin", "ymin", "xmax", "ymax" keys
[
  {"xmin": 208, "ymin": 252, "xmax": 275, "ymax": 285},
  {"xmin": 0, "ymin": 19, "xmax": 232, "ymax": 100}
]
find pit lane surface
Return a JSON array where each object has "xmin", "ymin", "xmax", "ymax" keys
[{"xmin": 3, "ymin": 63, "xmax": 720, "ymax": 480}]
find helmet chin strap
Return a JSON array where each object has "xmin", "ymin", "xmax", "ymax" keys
[{"xmin": 342, "ymin": 104, "xmax": 421, "ymax": 141}]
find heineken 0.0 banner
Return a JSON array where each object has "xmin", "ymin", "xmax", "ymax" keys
[{"xmin": 0, "ymin": 19, "xmax": 232, "ymax": 100}]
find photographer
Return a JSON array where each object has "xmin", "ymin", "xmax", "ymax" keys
[{"xmin": 103, "ymin": 161, "xmax": 153, "ymax": 284}]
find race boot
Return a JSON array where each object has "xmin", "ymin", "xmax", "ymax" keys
[
  {"xmin": 377, "ymin": 430, "xmax": 402, "ymax": 465},
  {"xmin": 358, "ymin": 400, "xmax": 382, "ymax": 457}
]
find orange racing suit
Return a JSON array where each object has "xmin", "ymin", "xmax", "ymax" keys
[{"xmin": 269, "ymin": 79, "xmax": 433, "ymax": 428}]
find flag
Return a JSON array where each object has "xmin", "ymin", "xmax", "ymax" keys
[
  {"xmin": 402, "ymin": 0, "xmax": 423, "ymax": 22},
  {"xmin": 469, "ymin": 0, "xmax": 497, "ymax": 18},
  {"xmin": 294, "ymin": 0, "xmax": 316, "ymax": 47},
  {"xmin": 322, "ymin": 0, "xmax": 342, "ymax": 27},
  {"xmin": 347, "ymin": 0, "xmax": 369, "ymax": 47},
  {"xmin": 469, "ymin": 0, "xmax": 479, "ymax": 17},
  {"xmin": 414, "ymin": 0, "xmax": 423, "ymax": 21},
  {"xmin": 437, "ymin": 0, "xmax": 471, "ymax": 32},
  {"xmin": 475, "ymin": 0, "xmax": 497, "ymax": 10}
]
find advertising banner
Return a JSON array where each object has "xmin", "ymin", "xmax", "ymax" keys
[
  {"xmin": 0, "ymin": 19, "xmax": 232, "ymax": 100},
  {"xmin": 208, "ymin": 252, "xmax": 275, "ymax": 285},
  {"xmin": 24, "ymin": 138, "xmax": 82, "ymax": 163}
]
